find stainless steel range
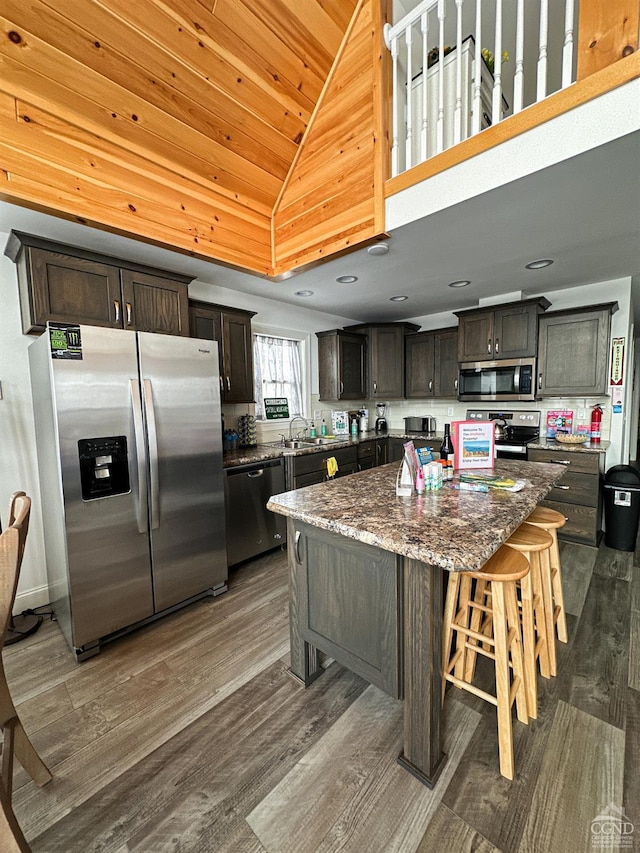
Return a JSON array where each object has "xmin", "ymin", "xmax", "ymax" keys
[{"xmin": 466, "ymin": 409, "xmax": 541, "ymax": 459}]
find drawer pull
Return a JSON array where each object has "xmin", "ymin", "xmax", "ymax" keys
[
  {"xmin": 558, "ymin": 460, "xmax": 571, "ymax": 465},
  {"xmin": 294, "ymin": 530, "xmax": 302, "ymax": 564},
  {"xmin": 556, "ymin": 484, "xmax": 570, "ymax": 490}
]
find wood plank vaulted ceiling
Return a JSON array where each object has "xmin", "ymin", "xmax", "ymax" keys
[{"xmin": 1, "ymin": 0, "xmax": 373, "ymax": 277}]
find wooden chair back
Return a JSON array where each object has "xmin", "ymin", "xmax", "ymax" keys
[{"xmin": 1, "ymin": 495, "xmax": 31, "ymax": 644}]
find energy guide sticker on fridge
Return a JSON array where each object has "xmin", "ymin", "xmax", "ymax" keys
[{"xmin": 49, "ymin": 323, "xmax": 83, "ymax": 360}]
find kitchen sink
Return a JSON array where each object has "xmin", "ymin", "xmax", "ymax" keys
[{"xmin": 261, "ymin": 436, "xmax": 345, "ymax": 449}]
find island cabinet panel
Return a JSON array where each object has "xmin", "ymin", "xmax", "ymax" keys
[
  {"xmin": 188, "ymin": 301, "xmax": 256, "ymax": 403},
  {"xmin": 405, "ymin": 328, "xmax": 458, "ymax": 398},
  {"xmin": 317, "ymin": 330, "xmax": 367, "ymax": 401},
  {"xmin": 455, "ymin": 297, "xmax": 550, "ymax": 362},
  {"xmin": 6, "ymin": 233, "xmax": 192, "ymax": 336},
  {"xmin": 536, "ymin": 304, "xmax": 616, "ymax": 396},
  {"xmin": 294, "ymin": 522, "xmax": 402, "ymax": 698}
]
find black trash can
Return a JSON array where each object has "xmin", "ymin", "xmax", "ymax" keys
[{"xmin": 603, "ymin": 465, "xmax": 640, "ymax": 551}]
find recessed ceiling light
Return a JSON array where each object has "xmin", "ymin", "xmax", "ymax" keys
[
  {"xmin": 525, "ymin": 259, "xmax": 554, "ymax": 269},
  {"xmin": 336, "ymin": 275, "xmax": 358, "ymax": 284},
  {"xmin": 294, "ymin": 290, "xmax": 314, "ymax": 297},
  {"xmin": 448, "ymin": 280, "xmax": 471, "ymax": 288},
  {"xmin": 367, "ymin": 243, "xmax": 389, "ymax": 256},
  {"xmin": 389, "ymin": 295, "xmax": 408, "ymax": 302}
]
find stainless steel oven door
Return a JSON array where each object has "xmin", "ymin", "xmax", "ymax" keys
[{"xmin": 495, "ymin": 443, "xmax": 528, "ymax": 460}]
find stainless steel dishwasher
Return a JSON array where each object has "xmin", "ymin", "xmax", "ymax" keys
[{"xmin": 225, "ymin": 458, "xmax": 287, "ymax": 566}]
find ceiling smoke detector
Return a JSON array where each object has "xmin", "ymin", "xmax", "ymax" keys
[{"xmin": 367, "ymin": 243, "xmax": 389, "ymax": 256}]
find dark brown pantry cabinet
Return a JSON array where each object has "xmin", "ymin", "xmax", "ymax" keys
[
  {"xmin": 189, "ymin": 300, "xmax": 256, "ymax": 403},
  {"xmin": 5, "ymin": 232, "xmax": 192, "ymax": 336},
  {"xmin": 316, "ymin": 329, "xmax": 367, "ymax": 401},
  {"xmin": 405, "ymin": 328, "xmax": 458, "ymax": 398},
  {"xmin": 455, "ymin": 297, "xmax": 550, "ymax": 362}
]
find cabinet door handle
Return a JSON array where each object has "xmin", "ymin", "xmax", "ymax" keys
[
  {"xmin": 495, "ymin": 338, "xmax": 499, "ymax": 354},
  {"xmin": 428, "ymin": 379, "xmax": 433, "ymax": 392},
  {"xmin": 373, "ymin": 381, "xmax": 377, "ymax": 393},
  {"xmin": 226, "ymin": 377, "xmax": 231, "ymax": 392},
  {"xmin": 454, "ymin": 378, "xmax": 458, "ymax": 391},
  {"xmin": 294, "ymin": 530, "xmax": 302, "ymax": 564},
  {"xmin": 487, "ymin": 338, "xmax": 492, "ymax": 354},
  {"xmin": 114, "ymin": 300, "xmax": 120, "ymax": 324},
  {"xmin": 556, "ymin": 484, "xmax": 570, "ymax": 490},
  {"xmin": 126, "ymin": 302, "xmax": 132, "ymax": 326},
  {"xmin": 538, "ymin": 373, "xmax": 543, "ymax": 390},
  {"xmin": 220, "ymin": 376, "xmax": 224, "ymax": 392},
  {"xmin": 558, "ymin": 460, "xmax": 571, "ymax": 466},
  {"xmin": 340, "ymin": 380, "xmax": 344, "ymax": 395}
]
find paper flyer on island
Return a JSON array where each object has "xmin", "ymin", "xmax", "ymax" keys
[{"xmin": 452, "ymin": 420, "xmax": 495, "ymax": 471}]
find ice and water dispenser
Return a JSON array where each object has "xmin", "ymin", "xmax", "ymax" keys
[{"xmin": 78, "ymin": 436, "xmax": 130, "ymax": 500}]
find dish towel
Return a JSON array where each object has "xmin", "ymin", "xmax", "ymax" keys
[{"xmin": 326, "ymin": 457, "xmax": 338, "ymax": 478}]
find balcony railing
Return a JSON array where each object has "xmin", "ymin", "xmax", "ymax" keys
[{"xmin": 385, "ymin": 0, "xmax": 578, "ymax": 177}]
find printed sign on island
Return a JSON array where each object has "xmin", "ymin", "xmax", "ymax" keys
[
  {"xmin": 451, "ymin": 420, "xmax": 495, "ymax": 471},
  {"xmin": 264, "ymin": 398, "xmax": 290, "ymax": 419}
]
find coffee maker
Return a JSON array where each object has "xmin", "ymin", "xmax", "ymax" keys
[{"xmin": 375, "ymin": 402, "xmax": 388, "ymax": 433}]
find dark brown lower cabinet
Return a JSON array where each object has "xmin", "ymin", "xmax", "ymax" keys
[
  {"xmin": 528, "ymin": 448, "xmax": 603, "ymax": 545},
  {"xmin": 293, "ymin": 521, "xmax": 402, "ymax": 697}
]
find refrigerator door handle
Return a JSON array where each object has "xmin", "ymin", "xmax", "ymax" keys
[
  {"xmin": 143, "ymin": 378, "xmax": 161, "ymax": 530},
  {"xmin": 130, "ymin": 379, "xmax": 149, "ymax": 534}
]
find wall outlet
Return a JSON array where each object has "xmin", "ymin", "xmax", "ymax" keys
[
  {"xmin": 577, "ymin": 408, "xmax": 586, "ymax": 419},
  {"xmin": 447, "ymin": 407, "xmax": 454, "ymax": 416},
  {"xmin": 314, "ymin": 410, "xmax": 321, "ymax": 421}
]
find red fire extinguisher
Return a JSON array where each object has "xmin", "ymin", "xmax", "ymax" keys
[{"xmin": 590, "ymin": 405, "xmax": 603, "ymax": 442}]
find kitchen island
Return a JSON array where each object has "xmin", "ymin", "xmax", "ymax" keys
[{"xmin": 267, "ymin": 458, "xmax": 567, "ymax": 787}]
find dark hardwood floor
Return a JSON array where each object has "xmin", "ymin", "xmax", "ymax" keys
[{"xmin": 6, "ymin": 532, "xmax": 639, "ymax": 852}]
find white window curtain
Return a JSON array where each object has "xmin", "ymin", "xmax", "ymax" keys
[{"xmin": 253, "ymin": 334, "xmax": 303, "ymax": 420}]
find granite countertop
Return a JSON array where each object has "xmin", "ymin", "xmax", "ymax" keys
[
  {"xmin": 223, "ymin": 430, "xmax": 442, "ymax": 468},
  {"xmin": 267, "ymin": 459, "xmax": 567, "ymax": 572},
  {"xmin": 528, "ymin": 438, "xmax": 610, "ymax": 454}
]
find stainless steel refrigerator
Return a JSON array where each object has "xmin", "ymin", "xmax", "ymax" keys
[{"xmin": 29, "ymin": 323, "xmax": 227, "ymax": 660}]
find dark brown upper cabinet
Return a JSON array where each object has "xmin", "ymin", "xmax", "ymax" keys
[
  {"xmin": 345, "ymin": 322, "xmax": 419, "ymax": 400},
  {"xmin": 316, "ymin": 329, "xmax": 367, "ymax": 401},
  {"xmin": 5, "ymin": 232, "xmax": 192, "ymax": 336},
  {"xmin": 455, "ymin": 297, "xmax": 550, "ymax": 362},
  {"xmin": 189, "ymin": 300, "xmax": 256, "ymax": 403},
  {"xmin": 405, "ymin": 328, "xmax": 458, "ymax": 398},
  {"xmin": 536, "ymin": 303, "xmax": 617, "ymax": 397}
]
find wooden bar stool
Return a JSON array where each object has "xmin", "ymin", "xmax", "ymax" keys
[
  {"xmin": 442, "ymin": 545, "xmax": 529, "ymax": 780},
  {"xmin": 525, "ymin": 506, "xmax": 568, "ymax": 644},
  {"xmin": 504, "ymin": 523, "xmax": 555, "ymax": 720}
]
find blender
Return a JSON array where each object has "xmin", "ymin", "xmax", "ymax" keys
[{"xmin": 375, "ymin": 402, "xmax": 388, "ymax": 433}]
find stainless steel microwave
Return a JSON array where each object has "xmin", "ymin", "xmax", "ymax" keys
[{"xmin": 457, "ymin": 357, "xmax": 537, "ymax": 402}]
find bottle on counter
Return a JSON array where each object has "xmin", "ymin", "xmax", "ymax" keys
[
  {"xmin": 309, "ymin": 422, "xmax": 317, "ymax": 438},
  {"xmin": 415, "ymin": 466, "xmax": 425, "ymax": 494},
  {"xmin": 351, "ymin": 417, "xmax": 358, "ymax": 437},
  {"xmin": 440, "ymin": 423, "xmax": 454, "ymax": 461},
  {"xmin": 321, "ymin": 419, "xmax": 328, "ymax": 436}
]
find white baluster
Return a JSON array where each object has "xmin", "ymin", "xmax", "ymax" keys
[
  {"xmin": 406, "ymin": 24, "xmax": 413, "ymax": 170},
  {"xmin": 391, "ymin": 34, "xmax": 399, "ymax": 177},
  {"xmin": 454, "ymin": 0, "xmax": 464, "ymax": 144},
  {"xmin": 562, "ymin": 0, "xmax": 575, "ymax": 88},
  {"xmin": 513, "ymin": 0, "xmax": 525, "ymax": 113},
  {"xmin": 472, "ymin": 0, "xmax": 482, "ymax": 135},
  {"xmin": 537, "ymin": 0, "xmax": 549, "ymax": 101},
  {"xmin": 420, "ymin": 10, "xmax": 429, "ymax": 162},
  {"xmin": 492, "ymin": 0, "xmax": 503, "ymax": 125},
  {"xmin": 436, "ymin": 0, "xmax": 446, "ymax": 154}
]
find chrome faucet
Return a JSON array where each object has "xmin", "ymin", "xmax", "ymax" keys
[{"xmin": 289, "ymin": 416, "xmax": 308, "ymax": 440}]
